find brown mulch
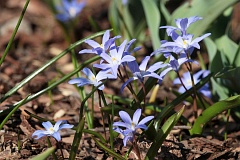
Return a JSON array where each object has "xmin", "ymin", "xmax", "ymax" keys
[{"xmin": 1, "ymin": 0, "xmax": 240, "ymax": 159}]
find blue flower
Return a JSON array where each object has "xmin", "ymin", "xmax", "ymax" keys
[
  {"xmin": 160, "ymin": 32, "xmax": 211, "ymax": 54},
  {"xmin": 173, "ymin": 70, "xmax": 211, "ymax": 98},
  {"xmin": 121, "ymin": 56, "xmax": 166, "ymax": 92},
  {"xmin": 56, "ymin": 0, "xmax": 86, "ymax": 22},
  {"xmin": 32, "ymin": 120, "xmax": 74, "ymax": 142},
  {"xmin": 79, "ymin": 30, "xmax": 121, "ymax": 55},
  {"xmin": 159, "ymin": 54, "xmax": 197, "ymax": 78},
  {"xmin": 113, "ymin": 127, "xmax": 134, "ymax": 146},
  {"xmin": 113, "ymin": 109, "xmax": 154, "ymax": 146},
  {"xmin": 93, "ymin": 40, "xmax": 136, "ymax": 77},
  {"xmin": 113, "ymin": 109, "xmax": 154, "ymax": 133},
  {"xmin": 68, "ymin": 67, "xmax": 115, "ymax": 90},
  {"xmin": 160, "ymin": 16, "xmax": 203, "ymax": 37}
]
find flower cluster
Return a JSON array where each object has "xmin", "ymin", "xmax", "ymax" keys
[
  {"xmin": 67, "ymin": 16, "xmax": 212, "ymax": 146},
  {"xmin": 32, "ymin": 120, "xmax": 74, "ymax": 142},
  {"xmin": 69, "ymin": 30, "xmax": 144, "ymax": 90},
  {"xmin": 151, "ymin": 16, "xmax": 211, "ymax": 97},
  {"xmin": 55, "ymin": 0, "xmax": 86, "ymax": 22},
  {"xmin": 113, "ymin": 109, "xmax": 154, "ymax": 146},
  {"xmin": 69, "ymin": 17, "xmax": 211, "ymax": 97}
]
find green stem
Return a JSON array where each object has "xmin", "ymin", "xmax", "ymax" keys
[
  {"xmin": 224, "ymin": 109, "xmax": 231, "ymax": 140},
  {"xmin": 47, "ymin": 137, "xmax": 57, "ymax": 160},
  {"xmin": 70, "ymin": 48, "xmax": 92, "ymax": 128},
  {"xmin": 187, "ymin": 60, "xmax": 198, "ymax": 118},
  {"xmin": 0, "ymin": 0, "xmax": 30, "ymax": 67}
]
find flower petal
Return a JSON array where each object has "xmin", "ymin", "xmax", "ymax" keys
[
  {"xmin": 102, "ymin": 30, "xmax": 110, "ymax": 45},
  {"xmin": 53, "ymin": 120, "xmax": 64, "ymax": 131},
  {"xmin": 42, "ymin": 121, "xmax": 53, "ymax": 130},
  {"xmin": 59, "ymin": 124, "xmax": 74, "ymax": 130},
  {"xmin": 119, "ymin": 111, "xmax": 132, "ymax": 125},
  {"xmin": 132, "ymin": 109, "xmax": 142, "ymax": 125},
  {"xmin": 139, "ymin": 56, "xmax": 150, "ymax": 71},
  {"xmin": 113, "ymin": 122, "xmax": 130, "ymax": 128},
  {"xmin": 85, "ymin": 39, "xmax": 101, "ymax": 48},
  {"xmin": 120, "ymin": 78, "xmax": 134, "ymax": 93},
  {"xmin": 138, "ymin": 116, "xmax": 154, "ymax": 125},
  {"xmin": 52, "ymin": 132, "xmax": 61, "ymax": 141},
  {"xmin": 32, "ymin": 130, "xmax": 47, "ymax": 139}
]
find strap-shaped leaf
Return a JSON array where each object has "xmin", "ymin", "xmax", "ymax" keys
[
  {"xmin": 145, "ymin": 106, "xmax": 184, "ymax": 160},
  {"xmin": 30, "ymin": 147, "xmax": 56, "ymax": 160},
  {"xmin": 190, "ymin": 95, "xmax": 240, "ymax": 135},
  {"xmin": 141, "ymin": 0, "xmax": 161, "ymax": 50}
]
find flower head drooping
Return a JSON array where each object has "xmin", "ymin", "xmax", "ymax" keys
[
  {"xmin": 113, "ymin": 109, "xmax": 154, "ymax": 146},
  {"xmin": 173, "ymin": 70, "xmax": 211, "ymax": 98},
  {"xmin": 68, "ymin": 67, "xmax": 116, "ymax": 90},
  {"xmin": 56, "ymin": 0, "xmax": 86, "ymax": 22},
  {"xmin": 79, "ymin": 30, "xmax": 121, "ymax": 55},
  {"xmin": 32, "ymin": 120, "xmax": 74, "ymax": 142}
]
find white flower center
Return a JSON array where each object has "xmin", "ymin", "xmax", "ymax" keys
[
  {"xmin": 183, "ymin": 40, "xmax": 189, "ymax": 49},
  {"xmin": 90, "ymin": 76, "xmax": 96, "ymax": 81},
  {"xmin": 186, "ymin": 79, "xmax": 192, "ymax": 86},
  {"xmin": 131, "ymin": 122, "xmax": 135, "ymax": 130},
  {"xmin": 49, "ymin": 127, "xmax": 55, "ymax": 134},
  {"xmin": 69, "ymin": 7, "xmax": 77, "ymax": 17},
  {"xmin": 111, "ymin": 57, "xmax": 119, "ymax": 64}
]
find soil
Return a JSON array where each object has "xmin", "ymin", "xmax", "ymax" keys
[{"xmin": 1, "ymin": 0, "xmax": 240, "ymax": 159}]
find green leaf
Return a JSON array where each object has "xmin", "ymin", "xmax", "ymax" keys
[
  {"xmin": 93, "ymin": 137, "xmax": 125, "ymax": 160},
  {"xmin": 141, "ymin": 0, "xmax": 161, "ymax": 50},
  {"xmin": 145, "ymin": 106, "xmax": 184, "ymax": 160},
  {"xmin": 215, "ymin": 35, "xmax": 239, "ymax": 66},
  {"xmin": 204, "ymin": 37, "xmax": 217, "ymax": 70},
  {"xmin": 215, "ymin": 66, "xmax": 240, "ymax": 93},
  {"xmin": 170, "ymin": 0, "xmax": 238, "ymax": 37},
  {"xmin": 30, "ymin": 147, "xmax": 56, "ymax": 160},
  {"xmin": 190, "ymin": 95, "xmax": 240, "ymax": 136},
  {"xmin": 2, "ymin": 56, "xmax": 101, "ymax": 115},
  {"xmin": 159, "ymin": 0, "xmax": 171, "ymax": 23},
  {"xmin": 211, "ymin": 78, "xmax": 229, "ymax": 101},
  {"xmin": 69, "ymin": 117, "xmax": 85, "ymax": 160},
  {"xmin": 154, "ymin": 73, "xmax": 212, "ymax": 129}
]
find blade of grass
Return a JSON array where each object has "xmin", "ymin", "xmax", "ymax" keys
[
  {"xmin": 145, "ymin": 106, "xmax": 184, "ymax": 160},
  {"xmin": 30, "ymin": 147, "xmax": 56, "ymax": 160},
  {"xmin": 93, "ymin": 137, "xmax": 125, "ymax": 160},
  {"xmin": 69, "ymin": 117, "xmax": 85, "ymax": 160},
  {"xmin": 0, "ymin": 0, "xmax": 30, "ymax": 67},
  {"xmin": 0, "ymin": 30, "xmax": 108, "ymax": 103},
  {"xmin": 0, "ymin": 94, "xmax": 30, "ymax": 130},
  {"xmin": 0, "ymin": 56, "xmax": 101, "ymax": 119}
]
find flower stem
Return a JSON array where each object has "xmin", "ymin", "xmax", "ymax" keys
[
  {"xmin": 187, "ymin": 62, "xmax": 198, "ymax": 118},
  {"xmin": 117, "ymin": 69, "xmax": 140, "ymax": 104},
  {"xmin": 56, "ymin": 141, "xmax": 64, "ymax": 159},
  {"xmin": 47, "ymin": 137, "xmax": 58, "ymax": 160}
]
